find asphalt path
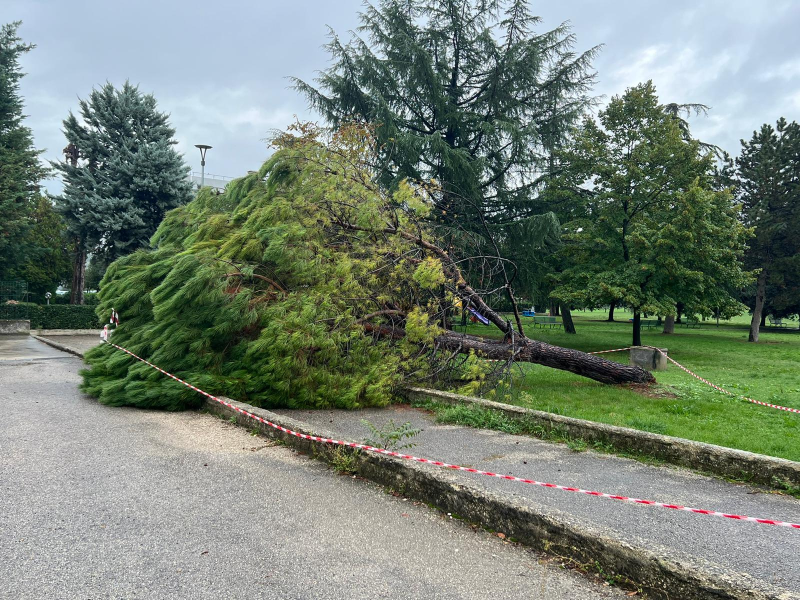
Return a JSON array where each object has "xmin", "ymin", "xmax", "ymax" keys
[
  {"xmin": 278, "ymin": 405, "xmax": 800, "ymax": 596},
  {"xmin": 0, "ymin": 337, "xmax": 622, "ymax": 599}
]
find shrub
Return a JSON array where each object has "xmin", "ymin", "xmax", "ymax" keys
[
  {"xmin": 0, "ymin": 302, "xmax": 102, "ymax": 329},
  {"xmin": 34, "ymin": 304, "xmax": 103, "ymax": 329}
]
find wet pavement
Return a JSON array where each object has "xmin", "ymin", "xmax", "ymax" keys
[
  {"xmin": 0, "ymin": 336, "xmax": 625, "ymax": 599},
  {"xmin": 0, "ymin": 334, "xmax": 70, "ymax": 362},
  {"xmin": 276, "ymin": 404, "xmax": 800, "ymax": 596}
]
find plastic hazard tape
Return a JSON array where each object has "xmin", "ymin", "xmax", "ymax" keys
[
  {"xmin": 588, "ymin": 346, "xmax": 800, "ymax": 415},
  {"xmin": 103, "ymin": 340, "xmax": 799, "ymax": 530},
  {"xmin": 661, "ymin": 353, "xmax": 800, "ymax": 414}
]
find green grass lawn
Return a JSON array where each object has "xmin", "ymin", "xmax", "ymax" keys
[{"xmin": 452, "ymin": 309, "xmax": 800, "ymax": 461}]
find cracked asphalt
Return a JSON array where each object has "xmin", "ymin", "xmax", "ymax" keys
[{"xmin": 0, "ymin": 336, "xmax": 623, "ymax": 599}]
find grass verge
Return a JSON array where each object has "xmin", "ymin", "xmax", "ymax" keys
[{"xmin": 454, "ymin": 309, "xmax": 800, "ymax": 461}]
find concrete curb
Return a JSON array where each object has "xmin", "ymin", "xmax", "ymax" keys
[
  {"xmin": 402, "ymin": 387, "xmax": 800, "ymax": 489},
  {"xmin": 32, "ymin": 335, "xmax": 85, "ymax": 359},
  {"xmin": 31, "ymin": 329, "xmax": 103, "ymax": 336},
  {"xmin": 51, "ymin": 340, "xmax": 797, "ymax": 599},
  {"xmin": 206, "ymin": 396, "xmax": 796, "ymax": 600}
]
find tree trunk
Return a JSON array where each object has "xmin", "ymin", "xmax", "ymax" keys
[
  {"xmin": 560, "ymin": 303, "xmax": 576, "ymax": 334},
  {"xmin": 632, "ymin": 310, "xmax": 642, "ymax": 346},
  {"xmin": 435, "ymin": 331, "xmax": 653, "ymax": 384},
  {"xmin": 607, "ymin": 301, "xmax": 616, "ymax": 322},
  {"xmin": 749, "ymin": 270, "xmax": 767, "ymax": 343},
  {"xmin": 363, "ymin": 324, "xmax": 655, "ymax": 384},
  {"xmin": 662, "ymin": 315, "xmax": 675, "ymax": 334},
  {"xmin": 759, "ymin": 311, "xmax": 766, "ymax": 328},
  {"xmin": 675, "ymin": 302, "xmax": 684, "ymax": 324},
  {"xmin": 70, "ymin": 245, "xmax": 87, "ymax": 305}
]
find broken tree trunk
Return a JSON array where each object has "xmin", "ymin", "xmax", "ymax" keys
[
  {"xmin": 344, "ymin": 222, "xmax": 655, "ymax": 385},
  {"xmin": 364, "ymin": 324, "xmax": 655, "ymax": 384}
]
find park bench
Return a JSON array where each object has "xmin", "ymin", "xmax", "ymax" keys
[
  {"xmin": 533, "ymin": 315, "xmax": 563, "ymax": 329},
  {"xmin": 768, "ymin": 316, "xmax": 787, "ymax": 328},
  {"xmin": 682, "ymin": 317, "xmax": 701, "ymax": 329},
  {"xmin": 629, "ymin": 319, "xmax": 659, "ymax": 330}
]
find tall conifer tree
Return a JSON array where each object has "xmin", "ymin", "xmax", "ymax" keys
[
  {"xmin": 294, "ymin": 0, "xmax": 598, "ymax": 330},
  {"xmin": 737, "ymin": 118, "xmax": 800, "ymax": 340},
  {"xmin": 53, "ymin": 82, "xmax": 192, "ymax": 304},
  {"xmin": 0, "ymin": 22, "xmax": 47, "ymax": 281}
]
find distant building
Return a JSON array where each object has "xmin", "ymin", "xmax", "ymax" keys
[{"xmin": 189, "ymin": 171, "xmax": 234, "ymax": 190}]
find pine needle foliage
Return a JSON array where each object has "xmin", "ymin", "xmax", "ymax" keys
[{"xmin": 81, "ymin": 124, "xmax": 460, "ymax": 411}]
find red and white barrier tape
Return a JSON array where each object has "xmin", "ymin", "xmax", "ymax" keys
[
  {"xmin": 661, "ymin": 354, "xmax": 800, "ymax": 414},
  {"xmin": 588, "ymin": 346, "xmax": 800, "ymax": 415},
  {"xmin": 588, "ymin": 347, "xmax": 633, "ymax": 355},
  {"xmin": 102, "ymin": 340, "xmax": 799, "ymax": 530}
]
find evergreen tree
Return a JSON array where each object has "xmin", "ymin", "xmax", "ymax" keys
[
  {"xmin": 0, "ymin": 22, "xmax": 47, "ymax": 281},
  {"xmin": 53, "ymin": 82, "xmax": 192, "ymax": 304},
  {"xmin": 552, "ymin": 82, "xmax": 750, "ymax": 346},
  {"xmin": 737, "ymin": 118, "xmax": 800, "ymax": 340},
  {"xmin": 293, "ymin": 1, "xmax": 597, "ymax": 269},
  {"xmin": 10, "ymin": 197, "xmax": 72, "ymax": 302},
  {"xmin": 82, "ymin": 124, "xmax": 652, "ymax": 412}
]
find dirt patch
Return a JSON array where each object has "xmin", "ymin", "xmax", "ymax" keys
[{"xmin": 624, "ymin": 383, "xmax": 678, "ymax": 399}]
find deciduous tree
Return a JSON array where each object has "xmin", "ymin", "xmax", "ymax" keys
[{"xmin": 552, "ymin": 82, "xmax": 749, "ymax": 345}]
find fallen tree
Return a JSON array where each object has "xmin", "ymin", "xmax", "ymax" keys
[{"xmin": 82, "ymin": 123, "xmax": 652, "ymax": 412}]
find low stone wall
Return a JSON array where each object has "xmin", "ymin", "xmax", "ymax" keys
[
  {"xmin": 402, "ymin": 387, "xmax": 800, "ymax": 488},
  {"xmin": 0, "ymin": 320, "xmax": 30, "ymax": 334}
]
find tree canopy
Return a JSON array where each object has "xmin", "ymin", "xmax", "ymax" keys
[
  {"xmin": 82, "ymin": 124, "xmax": 652, "ymax": 412},
  {"xmin": 736, "ymin": 118, "xmax": 800, "ymax": 340},
  {"xmin": 0, "ymin": 21, "xmax": 47, "ymax": 282},
  {"xmin": 53, "ymin": 81, "xmax": 192, "ymax": 304},
  {"xmin": 552, "ymin": 82, "xmax": 750, "ymax": 345}
]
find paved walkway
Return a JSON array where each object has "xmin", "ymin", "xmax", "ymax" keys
[
  {"xmin": 0, "ymin": 337, "xmax": 622, "ymax": 599},
  {"xmin": 276, "ymin": 405, "xmax": 800, "ymax": 596}
]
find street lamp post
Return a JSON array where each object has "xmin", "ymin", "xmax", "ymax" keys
[{"xmin": 195, "ymin": 144, "xmax": 212, "ymax": 187}]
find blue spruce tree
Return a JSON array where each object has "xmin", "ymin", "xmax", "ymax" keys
[{"xmin": 54, "ymin": 81, "xmax": 192, "ymax": 304}]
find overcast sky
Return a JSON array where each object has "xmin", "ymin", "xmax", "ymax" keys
[{"xmin": 6, "ymin": 0, "xmax": 800, "ymax": 194}]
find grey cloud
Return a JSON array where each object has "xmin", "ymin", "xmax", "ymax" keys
[{"xmin": 6, "ymin": 0, "xmax": 799, "ymax": 194}]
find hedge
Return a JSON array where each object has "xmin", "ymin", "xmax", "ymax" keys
[{"xmin": 0, "ymin": 303, "xmax": 102, "ymax": 329}]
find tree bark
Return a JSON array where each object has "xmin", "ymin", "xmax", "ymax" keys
[
  {"xmin": 560, "ymin": 303, "xmax": 576, "ymax": 334},
  {"xmin": 607, "ymin": 301, "xmax": 616, "ymax": 322},
  {"xmin": 662, "ymin": 314, "xmax": 675, "ymax": 334},
  {"xmin": 632, "ymin": 310, "xmax": 642, "ymax": 346},
  {"xmin": 70, "ymin": 245, "xmax": 87, "ymax": 305},
  {"xmin": 363, "ymin": 324, "xmax": 655, "ymax": 384},
  {"xmin": 749, "ymin": 269, "xmax": 767, "ymax": 342},
  {"xmin": 437, "ymin": 331, "xmax": 653, "ymax": 384}
]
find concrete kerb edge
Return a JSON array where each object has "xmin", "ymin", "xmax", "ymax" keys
[
  {"xmin": 51, "ymin": 341, "xmax": 796, "ymax": 599},
  {"xmin": 402, "ymin": 387, "xmax": 800, "ymax": 489},
  {"xmin": 33, "ymin": 335, "xmax": 85, "ymax": 358},
  {"xmin": 205, "ymin": 395, "xmax": 792, "ymax": 600},
  {"xmin": 31, "ymin": 329, "xmax": 103, "ymax": 336}
]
